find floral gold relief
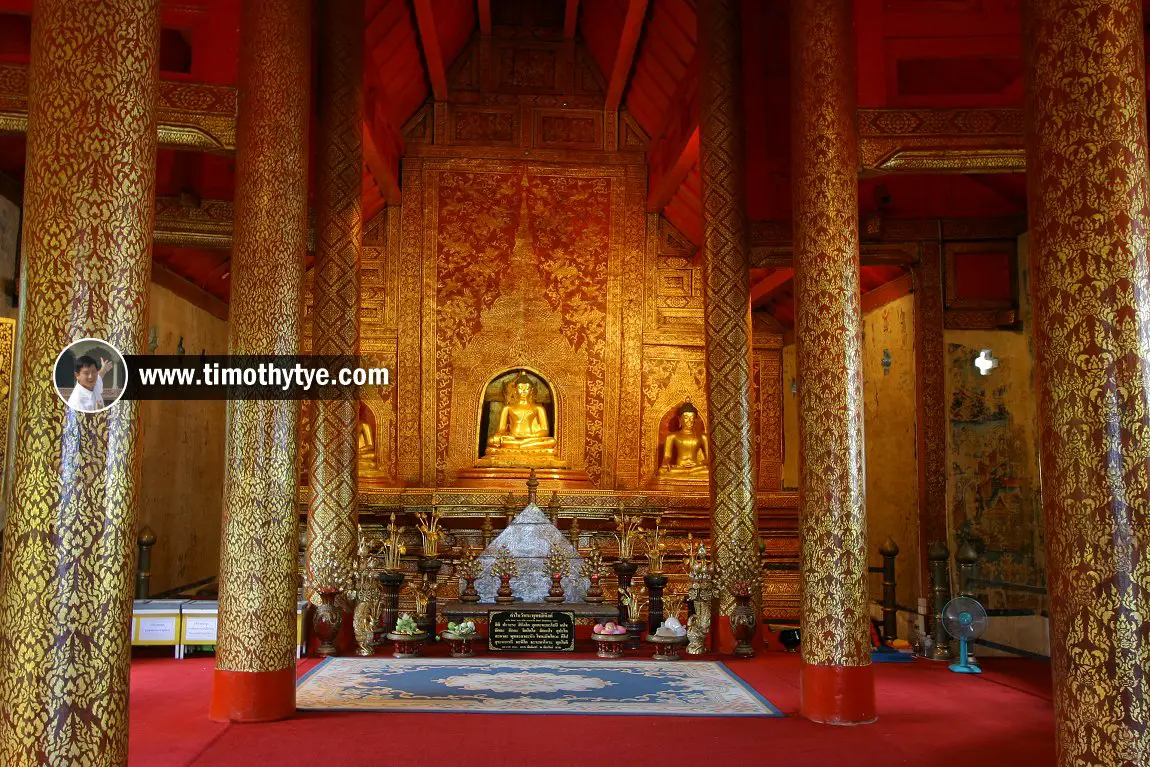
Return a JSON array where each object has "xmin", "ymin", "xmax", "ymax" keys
[
  {"xmin": 792, "ymin": 0, "xmax": 871, "ymax": 671},
  {"xmin": 1024, "ymin": 1, "xmax": 1150, "ymax": 763},
  {"xmin": 215, "ymin": 0, "xmax": 310, "ymax": 682},
  {"xmin": 305, "ymin": 0, "xmax": 363, "ymax": 595},
  {"xmin": 698, "ymin": 0, "xmax": 760, "ymax": 613},
  {"xmin": 0, "ymin": 0, "xmax": 160, "ymax": 763}
]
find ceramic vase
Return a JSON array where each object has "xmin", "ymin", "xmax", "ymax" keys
[{"xmin": 313, "ymin": 589, "xmax": 342, "ymax": 657}]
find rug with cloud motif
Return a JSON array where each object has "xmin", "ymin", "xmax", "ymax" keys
[{"xmin": 296, "ymin": 657, "xmax": 782, "ymax": 717}]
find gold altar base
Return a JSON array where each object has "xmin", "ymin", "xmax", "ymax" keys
[
  {"xmin": 453, "ymin": 467, "xmax": 594, "ymax": 489},
  {"xmin": 358, "ymin": 471, "xmax": 405, "ymax": 489},
  {"xmin": 649, "ymin": 475, "xmax": 709, "ymax": 489},
  {"xmin": 473, "ymin": 453, "xmax": 569, "ymax": 470}
]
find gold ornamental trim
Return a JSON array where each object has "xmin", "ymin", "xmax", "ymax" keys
[
  {"xmin": 857, "ymin": 107, "xmax": 1025, "ymax": 174},
  {"xmin": 0, "ymin": 62, "xmax": 236, "ymax": 152}
]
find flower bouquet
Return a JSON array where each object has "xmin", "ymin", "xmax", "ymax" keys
[
  {"xmin": 442, "ymin": 619, "xmax": 481, "ymax": 657},
  {"xmin": 387, "ymin": 613, "xmax": 430, "ymax": 658}
]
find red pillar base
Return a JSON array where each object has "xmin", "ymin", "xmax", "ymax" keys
[
  {"xmin": 209, "ymin": 667, "xmax": 296, "ymax": 723},
  {"xmin": 800, "ymin": 662, "xmax": 876, "ymax": 725}
]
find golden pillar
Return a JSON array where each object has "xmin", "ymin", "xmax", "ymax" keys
[
  {"xmin": 0, "ymin": 0, "xmax": 159, "ymax": 763},
  {"xmin": 210, "ymin": 0, "xmax": 310, "ymax": 723},
  {"xmin": 698, "ymin": 0, "xmax": 759, "ymax": 646},
  {"xmin": 1024, "ymin": 1, "xmax": 1150, "ymax": 762},
  {"xmin": 791, "ymin": 0, "xmax": 874, "ymax": 724},
  {"xmin": 304, "ymin": 0, "xmax": 363, "ymax": 593}
]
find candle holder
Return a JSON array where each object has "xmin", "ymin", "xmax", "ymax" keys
[
  {"xmin": 375, "ymin": 571, "xmax": 406, "ymax": 641},
  {"xmin": 643, "ymin": 573, "xmax": 669, "ymax": 634},
  {"xmin": 612, "ymin": 561, "xmax": 639, "ymax": 625},
  {"xmin": 415, "ymin": 558, "xmax": 443, "ymax": 635}
]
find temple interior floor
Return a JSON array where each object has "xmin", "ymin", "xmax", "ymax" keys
[{"xmin": 129, "ymin": 648, "xmax": 1054, "ymax": 766}]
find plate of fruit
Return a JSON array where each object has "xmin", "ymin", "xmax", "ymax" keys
[{"xmin": 592, "ymin": 621, "xmax": 629, "ymax": 636}]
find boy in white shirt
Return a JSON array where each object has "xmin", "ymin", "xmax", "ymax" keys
[{"xmin": 67, "ymin": 355, "xmax": 112, "ymax": 412}]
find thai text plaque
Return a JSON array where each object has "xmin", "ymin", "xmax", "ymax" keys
[{"xmin": 488, "ymin": 609, "xmax": 576, "ymax": 652}]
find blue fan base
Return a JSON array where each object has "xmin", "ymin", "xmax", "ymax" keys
[{"xmin": 948, "ymin": 661, "xmax": 982, "ymax": 674}]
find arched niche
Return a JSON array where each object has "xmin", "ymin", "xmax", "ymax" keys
[{"xmin": 477, "ymin": 368, "xmax": 556, "ymax": 459}]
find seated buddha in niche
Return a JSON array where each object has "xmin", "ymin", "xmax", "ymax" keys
[
  {"xmin": 658, "ymin": 400, "xmax": 710, "ymax": 480},
  {"xmin": 477, "ymin": 370, "xmax": 565, "ymax": 469},
  {"xmin": 487, "ymin": 371, "xmax": 556, "ymax": 453}
]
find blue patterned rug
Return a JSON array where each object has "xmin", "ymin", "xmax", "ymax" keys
[{"xmin": 296, "ymin": 658, "xmax": 782, "ymax": 717}]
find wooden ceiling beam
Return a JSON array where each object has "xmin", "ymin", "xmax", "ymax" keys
[
  {"xmin": 750, "ymin": 268, "xmax": 794, "ymax": 308},
  {"xmin": 413, "ymin": 0, "xmax": 448, "ymax": 100},
  {"xmin": 646, "ymin": 46, "xmax": 699, "ymax": 212},
  {"xmin": 152, "ymin": 261, "xmax": 229, "ymax": 321},
  {"xmin": 605, "ymin": 0, "xmax": 650, "ymax": 113},
  {"xmin": 364, "ymin": 114, "xmax": 403, "ymax": 205},
  {"xmin": 647, "ymin": 126, "xmax": 698, "ymax": 213},
  {"xmin": 564, "ymin": 0, "xmax": 579, "ymax": 38},
  {"xmin": 478, "ymin": 0, "xmax": 492, "ymax": 35}
]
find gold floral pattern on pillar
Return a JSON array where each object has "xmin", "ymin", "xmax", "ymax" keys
[
  {"xmin": 1024, "ymin": 1, "xmax": 1150, "ymax": 762},
  {"xmin": 791, "ymin": 0, "xmax": 870, "ymax": 669},
  {"xmin": 698, "ymin": 0, "xmax": 759, "ymax": 612},
  {"xmin": 216, "ymin": 0, "xmax": 310, "ymax": 675},
  {"xmin": 306, "ymin": 0, "xmax": 364, "ymax": 595},
  {"xmin": 0, "ymin": 0, "xmax": 159, "ymax": 762}
]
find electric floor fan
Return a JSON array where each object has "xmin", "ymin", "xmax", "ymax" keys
[{"xmin": 942, "ymin": 596, "xmax": 987, "ymax": 674}]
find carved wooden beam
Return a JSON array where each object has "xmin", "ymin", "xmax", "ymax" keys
[
  {"xmin": 0, "ymin": 63, "xmax": 237, "ymax": 153},
  {"xmin": 364, "ymin": 112, "xmax": 403, "ymax": 206},
  {"xmin": 857, "ymin": 108, "xmax": 1025, "ymax": 175},
  {"xmin": 605, "ymin": 0, "xmax": 649, "ymax": 113},
  {"xmin": 860, "ymin": 271, "xmax": 913, "ymax": 314},
  {"xmin": 645, "ymin": 49, "xmax": 698, "ymax": 212},
  {"xmin": 750, "ymin": 268, "xmax": 794, "ymax": 309},
  {"xmin": 151, "ymin": 262, "xmax": 229, "ymax": 321},
  {"xmin": 564, "ymin": 0, "xmax": 579, "ymax": 38},
  {"xmin": 153, "ymin": 196, "xmax": 317, "ymax": 252},
  {"xmin": 479, "ymin": 0, "xmax": 492, "ymax": 35},
  {"xmin": 413, "ymin": 0, "xmax": 448, "ymax": 101}
]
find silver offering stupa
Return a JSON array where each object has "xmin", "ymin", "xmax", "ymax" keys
[{"xmin": 473, "ymin": 474, "xmax": 586, "ymax": 603}]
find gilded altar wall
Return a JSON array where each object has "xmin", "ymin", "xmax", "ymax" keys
[
  {"xmin": 301, "ymin": 34, "xmax": 786, "ymax": 497},
  {"xmin": 299, "ymin": 32, "xmax": 795, "ymax": 615}
]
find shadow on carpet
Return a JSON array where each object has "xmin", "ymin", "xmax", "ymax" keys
[{"xmin": 296, "ymin": 657, "xmax": 783, "ymax": 717}]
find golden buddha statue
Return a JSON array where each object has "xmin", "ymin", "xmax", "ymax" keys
[
  {"xmin": 658, "ymin": 400, "xmax": 709, "ymax": 480},
  {"xmin": 487, "ymin": 371, "xmax": 556, "ymax": 454},
  {"xmin": 477, "ymin": 371, "xmax": 566, "ymax": 469}
]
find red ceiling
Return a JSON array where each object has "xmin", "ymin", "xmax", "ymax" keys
[{"xmin": 0, "ymin": 0, "xmax": 1064, "ymax": 310}]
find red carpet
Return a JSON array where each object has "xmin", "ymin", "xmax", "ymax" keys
[{"xmin": 129, "ymin": 650, "xmax": 1055, "ymax": 767}]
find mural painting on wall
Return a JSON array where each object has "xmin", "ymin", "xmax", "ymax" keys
[
  {"xmin": 947, "ymin": 342, "xmax": 1044, "ymax": 610},
  {"xmin": 434, "ymin": 166, "xmax": 613, "ymax": 485}
]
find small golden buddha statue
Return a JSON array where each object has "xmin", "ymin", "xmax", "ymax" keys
[
  {"xmin": 658, "ymin": 400, "xmax": 709, "ymax": 480},
  {"xmin": 486, "ymin": 371, "xmax": 557, "ymax": 455}
]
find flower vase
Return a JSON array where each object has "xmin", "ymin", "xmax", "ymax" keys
[
  {"xmin": 544, "ymin": 573, "xmax": 565, "ymax": 603},
  {"xmin": 313, "ymin": 589, "xmax": 342, "ymax": 657},
  {"xmin": 584, "ymin": 573, "xmax": 604, "ymax": 603},
  {"xmin": 731, "ymin": 591, "xmax": 757, "ymax": 658},
  {"xmin": 495, "ymin": 572, "xmax": 515, "ymax": 603},
  {"xmin": 459, "ymin": 576, "xmax": 480, "ymax": 603}
]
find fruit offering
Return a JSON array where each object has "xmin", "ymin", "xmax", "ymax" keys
[{"xmin": 593, "ymin": 621, "xmax": 628, "ymax": 635}]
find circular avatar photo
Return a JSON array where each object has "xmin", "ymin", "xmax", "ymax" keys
[{"xmin": 53, "ymin": 338, "xmax": 128, "ymax": 412}]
